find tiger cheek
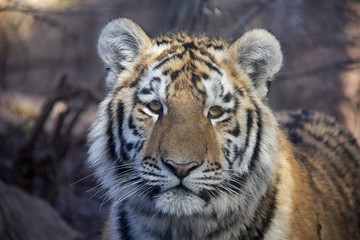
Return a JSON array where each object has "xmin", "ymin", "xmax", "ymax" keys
[
  {"xmin": 205, "ymin": 124, "xmax": 223, "ymax": 168},
  {"xmin": 140, "ymin": 112, "xmax": 167, "ymax": 162}
]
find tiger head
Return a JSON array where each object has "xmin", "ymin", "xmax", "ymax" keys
[{"xmin": 88, "ymin": 19, "xmax": 282, "ymax": 217}]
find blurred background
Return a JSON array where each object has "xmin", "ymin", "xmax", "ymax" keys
[{"xmin": 0, "ymin": 0, "xmax": 359, "ymax": 239}]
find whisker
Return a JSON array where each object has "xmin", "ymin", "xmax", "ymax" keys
[{"xmin": 70, "ymin": 162, "xmax": 139, "ymax": 189}]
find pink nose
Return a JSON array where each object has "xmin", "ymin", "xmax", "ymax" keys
[{"xmin": 164, "ymin": 160, "xmax": 200, "ymax": 179}]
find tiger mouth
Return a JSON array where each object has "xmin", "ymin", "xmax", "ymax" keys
[
  {"xmin": 159, "ymin": 184, "xmax": 203, "ymax": 200},
  {"xmin": 163, "ymin": 184, "xmax": 215, "ymax": 203},
  {"xmin": 162, "ymin": 183, "xmax": 194, "ymax": 195},
  {"xmin": 168, "ymin": 184, "xmax": 192, "ymax": 193}
]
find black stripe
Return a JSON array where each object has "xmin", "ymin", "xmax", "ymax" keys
[
  {"xmin": 219, "ymin": 117, "xmax": 231, "ymax": 124},
  {"xmin": 130, "ymin": 68, "xmax": 145, "ymax": 88},
  {"xmin": 303, "ymin": 129, "xmax": 356, "ymax": 179},
  {"xmin": 204, "ymin": 205, "xmax": 240, "ymax": 239},
  {"xmin": 198, "ymin": 189, "xmax": 215, "ymax": 203},
  {"xmin": 191, "ymin": 73, "xmax": 200, "ymax": 85},
  {"xmin": 202, "ymin": 73, "xmax": 209, "ymax": 80},
  {"xmin": 189, "ymin": 50, "xmax": 222, "ymax": 75},
  {"xmin": 183, "ymin": 42, "xmax": 198, "ymax": 50},
  {"xmin": 151, "ymin": 76, "xmax": 161, "ymax": 83},
  {"xmin": 295, "ymin": 131, "xmax": 353, "ymax": 215},
  {"xmin": 132, "ymin": 92, "xmax": 141, "ymax": 105},
  {"xmin": 106, "ymin": 99, "xmax": 117, "ymax": 161},
  {"xmin": 191, "ymin": 73, "xmax": 207, "ymax": 102},
  {"xmin": 266, "ymin": 80, "xmax": 272, "ymax": 91},
  {"xmin": 125, "ymin": 143, "xmax": 134, "ymax": 151},
  {"xmin": 205, "ymin": 43, "xmax": 224, "ymax": 50},
  {"xmin": 205, "ymin": 180, "xmax": 276, "ymax": 240},
  {"xmin": 114, "ymin": 85, "xmax": 126, "ymax": 93},
  {"xmin": 135, "ymin": 140, "xmax": 145, "ymax": 152},
  {"xmin": 312, "ymin": 132, "xmax": 358, "ymax": 178},
  {"xmin": 204, "ymin": 175, "xmax": 257, "ymax": 239},
  {"xmin": 128, "ymin": 115, "xmax": 139, "ymax": 136},
  {"xmin": 119, "ymin": 209, "xmax": 134, "ymax": 240},
  {"xmin": 228, "ymin": 122, "xmax": 240, "ymax": 137},
  {"xmin": 130, "ymin": 77, "xmax": 141, "ymax": 88},
  {"xmin": 170, "ymin": 70, "xmax": 180, "ymax": 81},
  {"xmin": 155, "ymin": 39, "xmax": 170, "ymax": 45},
  {"xmin": 218, "ymin": 82, "xmax": 225, "ymax": 97},
  {"xmin": 236, "ymin": 109, "xmax": 253, "ymax": 162},
  {"xmin": 294, "ymin": 151, "xmax": 324, "ymax": 194},
  {"xmin": 209, "ymin": 181, "xmax": 281, "ymax": 240},
  {"xmin": 138, "ymin": 108, "xmax": 151, "ymax": 117},
  {"xmin": 247, "ymin": 182, "xmax": 278, "ymax": 240},
  {"xmin": 235, "ymin": 86, "xmax": 244, "ymax": 96},
  {"xmin": 116, "ymin": 165, "xmax": 135, "ymax": 178},
  {"xmin": 316, "ymin": 213, "xmax": 323, "ymax": 240},
  {"xmin": 145, "ymin": 184, "xmax": 161, "ymax": 199},
  {"xmin": 154, "ymin": 57, "xmax": 170, "ymax": 69},
  {"xmin": 117, "ymin": 103, "xmax": 130, "ymax": 162},
  {"xmin": 199, "ymin": 48, "xmax": 223, "ymax": 73},
  {"xmin": 294, "ymin": 150, "xmax": 349, "ymax": 226},
  {"xmin": 222, "ymin": 146, "xmax": 232, "ymax": 169},
  {"xmin": 294, "ymin": 151, "xmax": 326, "ymax": 220},
  {"xmin": 248, "ymin": 103, "xmax": 262, "ymax": 171},
  {"xmin": 233, "ymin": 95, "xmax": 240, "ymax": 114},
  {"xmin": 282, "ymin": 111, "xmax": 359, "ymax": 184},
  {"xmin": 154, "ymin": 51, "xmax": 186, "ymax": 69},
  {"xmin": 223, "ymin": 92, "xmax": 233, "ymax": 103},
  {"xmin": 224, "ymin": 174, "xmax": 248, "ymax": 194},
  {"xmin": 143, "ymin": 172, "xmax": 165, "ymax": 178},
  {"xmin": 139, "ymin": 88, "xmax": 151, "ymax": 95},
  {"xmin": 114, "ymin": 62, "xmax": 126, "ymax": 72},
  {"xmin": 205, "ymin": 61, "xmax": 222, "ymax": 75}
]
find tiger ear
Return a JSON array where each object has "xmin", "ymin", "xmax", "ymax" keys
[
  {"xmin": 230, "ymin": 29, "xmax": 283, "ymax": 100},
  {"xmin": 97, "ymin": 18, "xmax": 151, "ymax": 90}
]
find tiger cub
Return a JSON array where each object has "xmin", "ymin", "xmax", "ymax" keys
[{"xmin": 88, "ymin": 18, "xmax": 360, "ymax": 240}]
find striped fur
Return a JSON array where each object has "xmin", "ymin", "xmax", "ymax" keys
[{"xmin": 88, "ymin": 18, "xmax": 360, "ymax": 240}]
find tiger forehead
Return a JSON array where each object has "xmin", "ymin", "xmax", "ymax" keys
[
  {"xmin": 156, "ymin": 52, "xmax": 210, "ymax": 105},
  {"xmin": 154, "ymin": 33, "xmax": 228, "ymax": 50},
  {"xmin": 141, "ymin": 35, "xmax": 230, "ymax": 103},
  {"xmin": 151, "ymin": 33, "xmax": 228, "ymax": 71}
]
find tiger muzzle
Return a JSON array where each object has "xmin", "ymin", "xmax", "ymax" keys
[{"xmin": 163, "ymin": 159, "xmax": 200, "ymax": 179}]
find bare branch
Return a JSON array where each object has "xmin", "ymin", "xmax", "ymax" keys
[
  {"xmin": 226, "ymin": 0, "xmax": 274, "ymax": 39},
  {"xmin": 277, "ymin": 58, "xmax": 360, "ymax": 82}
]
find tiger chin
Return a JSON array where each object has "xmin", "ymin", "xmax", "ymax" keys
[{"xmin": 88, "ymin": 18, "xmax": 360, "ymax": 240}]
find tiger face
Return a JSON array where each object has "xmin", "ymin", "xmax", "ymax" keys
[{"xmin": 88, "ymin": 19, "xmax": 282, "ymax": 218}]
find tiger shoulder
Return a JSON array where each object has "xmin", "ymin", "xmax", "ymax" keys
[{"xmin": 88, "ymin": 18, "xmax": 360, "ymax": 240}]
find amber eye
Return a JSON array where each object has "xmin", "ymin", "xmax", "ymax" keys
[
  {"xmin": 208, "ymin": 106, "xmax": 225, "ymax": 119},
  {"xmin": 147, "ymin": 100, "xmax": 163, "ymax": 114}
]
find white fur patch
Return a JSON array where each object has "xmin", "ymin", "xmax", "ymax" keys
[{"xmin": 154, "ymin": 188, "xmax": 206, "ymax": 216}]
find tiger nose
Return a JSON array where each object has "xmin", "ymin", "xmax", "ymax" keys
[{"xmin": 164, "ymin": 159, "xmax": 200, "ymax": 179}]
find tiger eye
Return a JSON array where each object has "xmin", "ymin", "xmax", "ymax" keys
[
  {"xmin": 147, "ymin": 100, "xmax": 163, "ymax": 114},
  {"xmin": 208, "ymin": 106, "xmax": 225, "ymax": 119}
]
